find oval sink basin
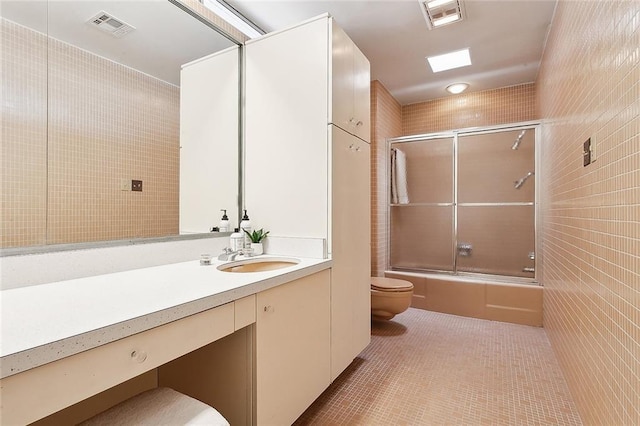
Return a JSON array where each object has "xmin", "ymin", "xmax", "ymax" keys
[{"xmin": 217, "ymin": 257, "xmax": 300, "ymax": 273}]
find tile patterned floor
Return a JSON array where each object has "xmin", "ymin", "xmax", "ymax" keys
[{"xmin": 294, "ymin": 308, "xmax": 582, "ymax": 425}]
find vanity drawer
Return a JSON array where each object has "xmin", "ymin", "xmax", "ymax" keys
[
  {"xmin": 234, "ymin": 294, "xmax": 256, "ymax": 330},
  {"xmin": 0, "ymin": 302, "xmax": 235, "ymax": 425}
]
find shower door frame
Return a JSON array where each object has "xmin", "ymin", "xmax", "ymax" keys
[{"xmin": 386, "ymin": 121, "xmax": 541, "ymax": 284}]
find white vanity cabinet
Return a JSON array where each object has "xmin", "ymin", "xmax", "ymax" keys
[
  {"xmin": 0, "ymin": 303, "xmax": 236, "ymax": 425},
  {"xmin": 245, "ymin": 14, "xmax": 371, "ymax": 386},
  {"xmin": 255, "ymin": 270, "xmax": 331, "ymax": 425}
]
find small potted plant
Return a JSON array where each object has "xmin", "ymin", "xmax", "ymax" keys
[{"xmin": 243, "ymin": 228, "xmax": 269, "ymax": 255}]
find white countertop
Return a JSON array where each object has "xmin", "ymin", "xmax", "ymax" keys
[{"xmin": 0, "ymin": 255, "xmax": 331, "ymax": 379}]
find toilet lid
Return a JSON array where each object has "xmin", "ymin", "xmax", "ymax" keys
[{"xmin": 371, "ymin": 277, "xmax": 413, "ymax": 291}]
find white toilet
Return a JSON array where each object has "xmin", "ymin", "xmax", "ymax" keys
[{"xmin": 371, "ymin": 277, "xmax": 414, "ymax": 320}]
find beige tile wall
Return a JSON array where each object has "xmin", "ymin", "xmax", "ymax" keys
[
  {"xmin": 402, "ymin": 83, "xmax": 537, "ymax": 135},
  {"xmin": 370, "ymin": 80, "xmax": 402, "ymax": 277},
  {"xmin": 1, "ymin": 19, "xmax": 48, "ymax": 247},
  {"xmin": 1, "ymin": 20, "xmax": 179, "ymax": 248},
  {"xmin": 536, "ymin": 1, "xmax": 640, "ymax": 424}
]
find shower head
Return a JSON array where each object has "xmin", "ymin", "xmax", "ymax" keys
[
  {"xmin": 511, "ymin": 130, "xmax": 527, "ymax": 150},
  {"xmin": 514, "ymin": 171, "xmax": 534, "ymax": 189}
]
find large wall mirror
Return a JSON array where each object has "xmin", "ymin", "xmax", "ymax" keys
[{"xmin": 1, "ymin": 0, "xmax": 242, "ymax": 251}]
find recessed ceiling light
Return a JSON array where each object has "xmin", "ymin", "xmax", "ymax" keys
[
  {"xmin": 427, "ymin": 48, "xmax": 471, "ymax": 73},
  {"xmin": 446, "ymin": 83, "xmax": 469, "ymax": 94}
]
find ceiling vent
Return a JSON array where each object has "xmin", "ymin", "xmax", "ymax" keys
[
  {"xmin": 420, "ymin": 0, "xmax": 465, "ymax": 30},
  {"xmin": 87, "ymin": 11, "xmax": 136, "ymax": 38}
]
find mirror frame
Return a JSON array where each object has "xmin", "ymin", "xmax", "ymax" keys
[{"xmin": 0, "ymin": 0, "xmax": 247, "ymax": 257}]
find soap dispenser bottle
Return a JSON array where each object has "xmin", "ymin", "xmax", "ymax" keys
[
  {"xmin": 219, "ymin": 209, "xmax": 230, "ymax": 232},
  {"xmin": 240, "ymin": 210, "xmax": 251, "ymax": 248},
  {"xmin": 230, "ymin": 228, "xmax": 243, "ymax": 251}
]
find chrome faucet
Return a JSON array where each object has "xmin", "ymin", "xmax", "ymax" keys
[{"xmin": 218, "ymin": 247, "xmax": 242, "ymax": 261}]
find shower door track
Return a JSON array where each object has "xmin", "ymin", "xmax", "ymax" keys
[
  {"xmin": 390, "ymin": 203, "xmax": 453, "ymax": 207},
  {"xmin": 458, "ymin": 202, "xmax": 534, "ymax": 207},
  {"xmin": 388, "ymin": 266, "xmax": 538, "ymax": 285}
]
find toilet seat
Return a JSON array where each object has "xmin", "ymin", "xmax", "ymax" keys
[{"xmin": 371, "ymin": 277, "xmax": 413, "ymax": 292}]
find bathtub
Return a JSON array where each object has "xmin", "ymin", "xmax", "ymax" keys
[{"xmin": 384, "ymin": 270, "xmax": 542, "ymax": 327}]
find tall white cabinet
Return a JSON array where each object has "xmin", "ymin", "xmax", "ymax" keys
[
  {"xmin": 245, "ymin": 13, "xmax": 371, "ymax": 391},
  {"xmin": 329, "ymin": 126, "xmax": 371, "ymax": 379},
  {"xmin": 331, "ymin": 24, "xmax": 371, "ymax": 142}
]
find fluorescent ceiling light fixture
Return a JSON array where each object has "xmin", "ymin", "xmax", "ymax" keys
[
  {"xmin": 433, "ymin": 13, "xmax": 460, "ymax": 27},
  {"xmin": 202, "ymin": 0, "xmax": 263, "ymax": 39},
  {"xmin": 446, "ymin": 83, "xmax": 469, "ymax": 94},
  {"xmin": 426, "ymin": 0, "xmax": 456, "ymax": 9},
  {"xmin": 427, "ymin": 48, "xmax": 471, "ymax": 73},
  {"xmin": 420, "ymin": 0, "xmax": 464, "ymax": 30}
]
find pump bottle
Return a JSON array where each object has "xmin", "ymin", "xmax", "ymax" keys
[
  {"xmin": 240, "ymin": 210, "xmax": 251, "ymax": 249},
  {"xmin": 219, "ymin": 209, "xmax": 230, "ymax": 232},
  {"xmin": 230, "ymin": 228, "xmax": 243, "ymax": 251}
]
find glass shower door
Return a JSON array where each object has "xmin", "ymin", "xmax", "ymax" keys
[
  {"xmin": 389, "ymin": 137, "xmax": 454, "ymax": 272},
  {"xmin": 457, "ymin": 129, "xmax": 535, "ymax": 278}
]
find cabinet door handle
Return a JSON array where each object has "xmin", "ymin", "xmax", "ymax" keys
[
  {"xmin": 130, "ymin": 350, "xmax": 147, "ymax": 363},
  {"xmin": 349, "ymin": 144, "xmax": 355, "ymax": 150},
  {"xmin": 264, "ymin": 305, "xmax": 274, "ymax": 313},
  {"xmin": 355, "ymin": 146, "xmax": 361, "ymax": 152},
  {"xmin": 355, "ymin": 120, "xmax": 363, "ymax": 127}
]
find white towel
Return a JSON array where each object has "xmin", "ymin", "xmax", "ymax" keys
[{"xmin": 391, "ymin": 148, "xmax": 409, "ymax": 204}]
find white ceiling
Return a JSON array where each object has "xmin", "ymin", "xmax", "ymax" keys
[
  {"xmin": 0, "ymin": 0, "xmax": 237, "ymax": 85},
  {"xmin": 226, "ymin": 0, "xmax": 557, "ymax": 105}
]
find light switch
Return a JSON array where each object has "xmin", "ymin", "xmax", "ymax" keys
[
  {"xmin": 132, "ymin": 180, "xmax": 143, "ymax": 192},
  {"xmin": 120, "ymin": 179, "xmax": 130, "ymax": 191}
]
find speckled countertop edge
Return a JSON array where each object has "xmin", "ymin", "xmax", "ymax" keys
[{"xmin": 0, "ymin": 258, "xmax": 331, "ymax": 379}]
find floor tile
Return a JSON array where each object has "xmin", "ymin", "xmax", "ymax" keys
[{"xmin": 295, "ymin": 308, "xmax": 582, "ymax": 425}]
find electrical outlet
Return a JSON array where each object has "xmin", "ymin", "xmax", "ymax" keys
[
  {"xmin": 583, "ymin": 138, "xmax": 592, "ymax": 167},
  {"xmin": 120, "ymin": 179, "xmax": 130, "ymax": 191},
  {"xmin": 132, "ymin": 180, "xmax": 142, "ymax": 192}
]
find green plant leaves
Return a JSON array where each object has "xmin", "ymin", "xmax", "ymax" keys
[{"xmin": 243, "ymin": 228, "xmax": 269, "ymax": 243}]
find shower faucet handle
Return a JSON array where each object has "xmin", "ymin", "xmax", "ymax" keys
[{"xmin": 457, "ymin": 243, "xmax": 473, "ymax": 256}]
